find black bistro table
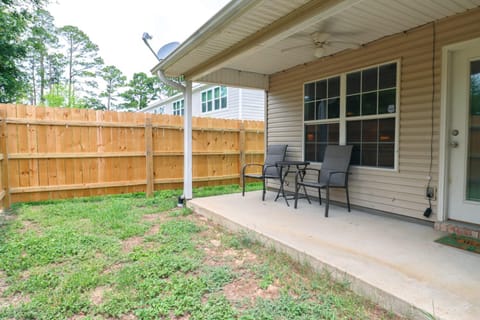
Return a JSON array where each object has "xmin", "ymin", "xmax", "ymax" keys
[{"xmin": 274, "ymin": 160, "xmax": 310, "ymax": 206}]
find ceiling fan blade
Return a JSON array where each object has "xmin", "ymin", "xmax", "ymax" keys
[{"xmin": 281, "ymin": 43, "xmax": 314, "ymax": 53}]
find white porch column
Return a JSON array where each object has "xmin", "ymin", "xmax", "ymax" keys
[{"xmin": 183, "ymin": 80, "xmax": 193, "ymax": 199}]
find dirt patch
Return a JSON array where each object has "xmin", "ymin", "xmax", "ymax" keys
[
  {"xmin": 102, "ymin": 262, "xmax": 125, "ymax": 275},
  {"xmin": 141, "ymin": 213, "xmax": 163, "ymax": 222},
  {"xmin": 0, "ymin": 271, "xmax": 8, "ymax": 296},
  {"xmin": 0, "ymin": 293, "xmax": 31, "ymax": 309},
  {"xmin": 145, "ymin": 224, "xmax": 160, "ymax": 236},
  {"xmin": 90, "ymin": 286, "xmax": 110, "ymax": 306},
  {"xmin": 121, "ymin": 236, "xmax": 143, "ymax": 253},
  {"xmin": 223, "ymin": 278, "xmax": 259, "ymax": 302},
  {"xmin": 19, "ymin": 220, "xmax": 42, "ymax": 234},
  {"xmin": 223, "ymin": 277, "xmax": 281, "ymax": 303}
]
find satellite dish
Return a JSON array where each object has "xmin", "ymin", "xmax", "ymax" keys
[{"xmin": 157, "ymin": 42, "xmax": 180, "ymax": 60}]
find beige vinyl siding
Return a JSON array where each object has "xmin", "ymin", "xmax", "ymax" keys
[
  {"xmin": 240, "ymin": 89, "xmax": 265, "ymax": 120},
  {"xmin": 267, "ymin": 7, "xmax": 480, "ymax": 220}
]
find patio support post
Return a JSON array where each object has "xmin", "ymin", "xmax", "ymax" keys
[{"xmin": 184, "ymin": 80, "xmax": 193, "ymax": 199}]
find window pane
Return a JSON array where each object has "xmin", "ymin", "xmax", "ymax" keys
[
  {"xmin": 304, "ymin": 102, "xmax": 315, "ymax": 121},
  {"xmin": 202, "ymin": 102, "xmax": 206, "ymax": 113},
  {"xmin": 207, "ymin": 101, "xmax": 212, "ymax": 111},
  {"xmin": 347, "ymin": 121, "xmax": 361, "ymax": 143},
  {"xmin": 346, "ymin": 95, "xmax": 360, "ymax": 117},
  {"xmin": 305, "ymin": 125, "xmax": 316, "ymax": 142},
  {"xmin": 378, "ymin": 144, "xmax": 394, "ymax": 168},
  {"xmin": 379, "ymin": 89, "xmax": 396, "ymax": 114},
  {"xmin": 362, "ymin": 119, "xmax": 378, "ymax": 142},
  {"xmin": 379, "ymin": 118, "xmax": 395, "ymax": 142},
  {"xmin": 362, "ymin": 92, "xmax": 377, "ymax": 115},
  {"xmin": 214, "ymin": 99, "xmax": 220, "ymax": 110},
  {"xmin": 316, "ymin": 100, "xmax": 327, "ymax": 120},
  {"xmin": 214, "ymin": 87, "xmax": 220, "ymax": 98},
  {"xmin": 304, "ymin": 83, "xmax": 315, "ymax": 101},
  {"xmin": 328, "ymin": 123, "xmax": 339, "ymax": 143},
  {"xmin": 379, "ymin": 63, "xmax": 397, "ymax": 89},
  {"xmin": 317, "ymin": 124, "xmax": 328, "ymax": 142},
  {"xmin": 221, "ymin": 97, "xmax": 227, "ymax": 108},
  {"xmin": 316, "ymin": 80, "xmax": 327, "ymax": 100},
  {"xmin": 305, "ymin": 143, "xmax": 316, "ymax": 162},
  {"xmin": 328, "ymin": 98, "xmax": 340, "ymax": 119},
  {"xmin": 328, "ymin": 77, "xmax": 340, "ymax": 97},
  {"xmin": 350, "ymin": 144, "xmax": 361, "ymax": 165},
  {"xmin": 202, "ymin": 92, "xmax": 206, "ymax": 102},
  {"xmin": 207, "ymin": 90, "xmax": 212, "ymax": 100},
  {"xmin": 362, "ymin": 143, "xmax": 377, "ymax": 166},
  {"xmin": 347, "ymin": 72, "xmax": 361, "ymax": 94},
  {"xmin": 362, "ymin": 67, "xmax": 378, "ymax": 92},
  {"xmin": 317, "ymin": 144, "xmax": 327, "ymax": 162},
  {"xmin": 221, "ymin": 86, "xmax": 227, "ymax": 97}
]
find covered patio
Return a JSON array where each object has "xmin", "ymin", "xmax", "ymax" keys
[{"xmin": 188, "ymin": 191, "xmax": 480, "ymax": 320}]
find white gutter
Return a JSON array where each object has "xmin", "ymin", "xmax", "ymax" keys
[{"xmin": 155, "ymin": 69, "xmax": 192, "ymax": 200}]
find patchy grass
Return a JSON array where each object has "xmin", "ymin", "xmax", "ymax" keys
[{"xmin": 0, "ymin": 184, "xmax": 404, "ymax": 319}]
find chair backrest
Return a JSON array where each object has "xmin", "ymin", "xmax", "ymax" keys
[
  {"xmin": 264, "ymin": 144, "xmax": 288, "ymax": 176},
  {"xmin": 319, "ymin": 145, "xmax": 353, "ymax": 186}
]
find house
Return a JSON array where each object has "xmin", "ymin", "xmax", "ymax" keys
[
  {"xmin": 141, "ymin": 83, "xmax": 265, "ymax": 120},
  {"xmin": 151, "ymin": 0, "xmax": 480, "ymax": 232}
]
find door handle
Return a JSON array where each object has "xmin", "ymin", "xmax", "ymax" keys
[{"xmin": 449, "ymin": 141, "xmax": 459, "ymax": 148}]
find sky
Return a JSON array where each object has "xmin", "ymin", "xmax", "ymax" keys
[{"xmin": 48, "ymin": 0, "xmax": 231, "ymax": 79}]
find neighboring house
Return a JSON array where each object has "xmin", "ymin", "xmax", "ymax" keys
[
  {"xmin": 151, "ymin": 1, "xmax": 480, "ymax": 232},
  {"xmin": 141, "ymin": 83, "xmax": 265, "ymax": 120}
]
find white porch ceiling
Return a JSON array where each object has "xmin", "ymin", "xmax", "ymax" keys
[{"xmin": 152, "ymin": 0, "xmax": 480, "ymax": 89}]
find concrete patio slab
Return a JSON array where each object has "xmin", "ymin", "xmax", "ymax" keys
[{"xmin": 188, "ymin": 190, "xmax": 480, "ymax": 320}]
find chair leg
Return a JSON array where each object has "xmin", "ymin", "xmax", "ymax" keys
[
  {"xmin": 325, "ymin": 187, "xmax": 330, "ymax": 217},
  {"xmin": 346, "ymin": 186, "xmax": 351, "ymax": 212},
  {"xmin": 294, "ymin": 182, "xmax": 299, "ymax": 209},
  {"xmin": 242, "ymin": 175, "xmax": 246, "ymax": 197},
  {"xmin": 318, "ymin": 189, "xmax": 322, "ymax": 206},
  {"xmin": 262, "ymin": 178, "xmax": 266, "ymax": 201}
]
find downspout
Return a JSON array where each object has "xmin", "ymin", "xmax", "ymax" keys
[{"xmin": 156, "ymin": 70, "xmax": 193, "ymax": 200}]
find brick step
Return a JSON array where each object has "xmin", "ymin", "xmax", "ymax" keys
[{"xmin": 434, "ymin": 221, "xmax": 480, "ymax": 239}]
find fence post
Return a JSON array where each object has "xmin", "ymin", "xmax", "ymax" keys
[
  {"xmin": 239, "ymin": 121, "xmax": 246, "ymax": 187},
  {"xmin": 0, "ymin": 110, "xmax": 10, "ymax": 210},
  {"xmin": 145, "ymin": 117, "xmax": 154, "ymax": 197}
]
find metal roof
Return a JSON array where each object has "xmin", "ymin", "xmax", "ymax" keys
[{"xmin": 151, "ymin": 0, "xmax": 480, "ymax": 89}]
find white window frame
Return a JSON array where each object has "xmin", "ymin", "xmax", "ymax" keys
[
  {"xmin": 172, "ymin": 99, "xmax": 184, "ymax": 116},
  {"xmin": 201, "ymin": 86, "xmax": 228, "ymax": 113},
  {"xmin": 302, "ymin": 60, "xmax": 400, "ymax": 171}
]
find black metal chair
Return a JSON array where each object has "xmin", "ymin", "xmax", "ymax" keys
[
  {"xmin": 294, "ymin": 145, "xmax": 353, "ymax": 217},
  {"xmin": 242, "ymin": 144, "xmax": 288, "ymax": 201}
]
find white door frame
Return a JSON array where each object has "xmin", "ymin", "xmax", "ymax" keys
[{"xmin": 438, "ymin": 37, "xmax": 480, "ymax": 222}]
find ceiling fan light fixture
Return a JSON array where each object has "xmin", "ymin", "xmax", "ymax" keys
[{"xmin": 314, "ymin": 47, "xmax": 325, "ymax": 58}]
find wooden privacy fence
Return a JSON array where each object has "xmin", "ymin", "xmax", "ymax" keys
[{"xmin": 0, "ymin": 104, "xmax": 264, "ymax": 208}]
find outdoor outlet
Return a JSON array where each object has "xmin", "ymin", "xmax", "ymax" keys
[{"xmin": 425, "ymin": 186, "xmax": 436, "ymax": 200}]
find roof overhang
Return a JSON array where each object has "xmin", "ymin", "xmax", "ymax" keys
[{"xmin": 151, "ymin": 0, "xmax": 480, "ymax": 90}]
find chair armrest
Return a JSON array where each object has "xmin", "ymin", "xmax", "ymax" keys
[
  {"xmin": 242, "ymin": 163, "xmax": 264, "ymax": 175},
  {"xmin": 295, "ymin": 167, "xmax": 321, "ymax": 184}
]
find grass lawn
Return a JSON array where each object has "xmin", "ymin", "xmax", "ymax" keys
[{"xmin": 0, "ymin": 184, "xmax": 405, "ymax": 320}]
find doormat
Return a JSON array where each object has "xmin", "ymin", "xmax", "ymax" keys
[{"xmin": 435, "ymin": 234, "xmax": 480, "ymax": 254}]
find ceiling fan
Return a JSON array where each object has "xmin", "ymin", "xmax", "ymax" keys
[{"xmin": 282, "ymin": 31, "xmax": 360, "ymax": 58}]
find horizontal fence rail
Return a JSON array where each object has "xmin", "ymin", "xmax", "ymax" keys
[{"xmin": 0, "ymin": 104, "xmax": 264, "ymax": 207}]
